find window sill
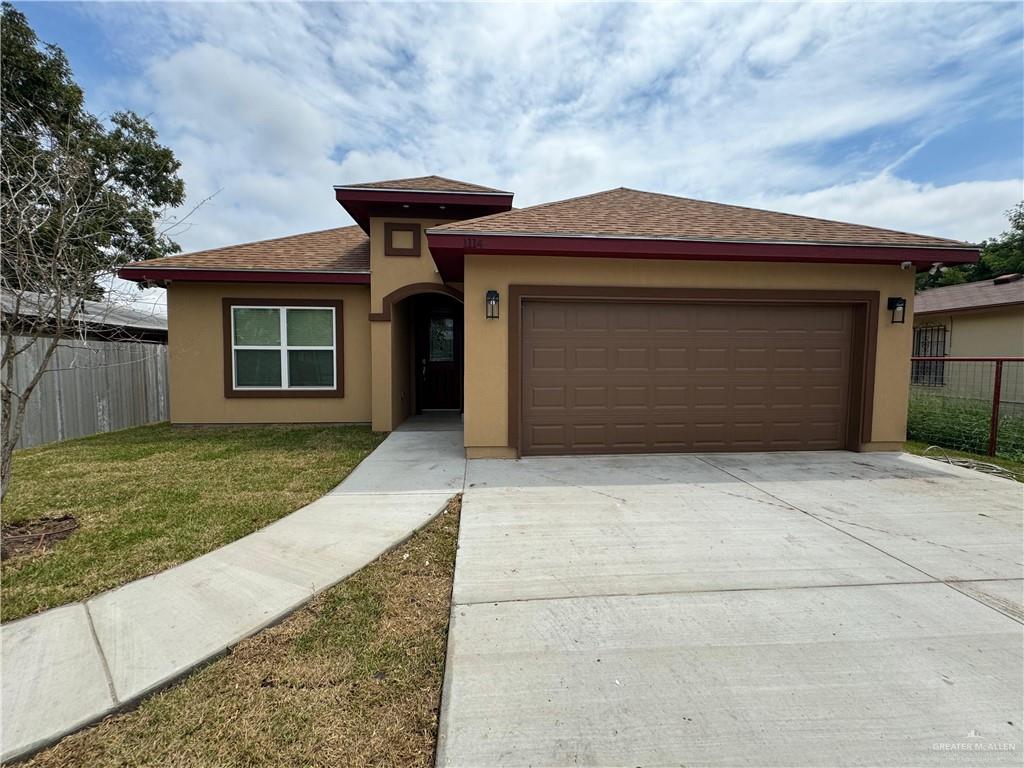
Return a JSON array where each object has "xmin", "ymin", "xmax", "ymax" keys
[{"xmin": 225, "ymin": 388, "xmax": 344, "ymax": 399}]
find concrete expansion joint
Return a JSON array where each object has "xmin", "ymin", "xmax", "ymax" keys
[
  {"xmin": 451, "ymin": 578, "xmax": 963, "ymax": 609},
  {"xmin": 693, "ymin": 454, "xmax": 1024, "ymax": 625},
  {"xmin": 452, "ymin": 576, "xmax": 1024, "ymax": 610},
  {"xmin": 82, "ymin": 601, "xmax": 119, "ymax": 705},
  {"xmin": 944, "ymin": 580, "xmax": 1024, "ymax": 625}
]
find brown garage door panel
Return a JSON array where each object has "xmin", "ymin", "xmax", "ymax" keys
[{"xmin": 521, "ymin": 300, "xmax": 853, "ymax": 455}]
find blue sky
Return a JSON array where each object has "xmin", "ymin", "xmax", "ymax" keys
[{"xmin": 19, "ymin": 1, "xmax": 1024, "ymax": 260}]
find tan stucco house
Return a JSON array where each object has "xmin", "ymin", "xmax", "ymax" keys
[
  {"xmin": 119, "ymin": 175, "xmax": 979, "ymax": 458},
  {"xmin": 912, "ymin": 274, "xmax": 1024, "ymax": 402}
]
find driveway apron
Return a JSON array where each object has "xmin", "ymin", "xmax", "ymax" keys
[{"xmin": 437, "ymin": 451, "xmax": 1024, "ymax": 767}]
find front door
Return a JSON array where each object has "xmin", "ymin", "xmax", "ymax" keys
[{"xmin": 416, "ymin": 304, "xmax": 462, "ymax": 410}]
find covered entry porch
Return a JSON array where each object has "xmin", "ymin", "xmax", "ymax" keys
[{"xmin": 370, "ymin": 283, "xmax": 464, "ymax": 432}]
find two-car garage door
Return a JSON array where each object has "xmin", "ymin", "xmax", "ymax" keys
[{"xmin": 520, "ymin": 300, "xmax": 855, "ymax": 455}]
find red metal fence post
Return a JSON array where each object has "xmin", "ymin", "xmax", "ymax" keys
[{"xmin": 988, "ymin": 360, "xmax": 1003, "ymax": 457}]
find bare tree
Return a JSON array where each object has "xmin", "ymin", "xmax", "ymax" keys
[
  {"xmin": 0, "ymin": 126, "xmax": 206, "ymax": 497},
  {"xmin": 2, "ymin": 132, "xmax": 111, "ymax": 492}
]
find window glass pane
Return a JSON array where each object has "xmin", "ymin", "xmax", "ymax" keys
[
  {"xmin": 233, "ymin": 308, "xmax": 280, "ymax": 346},
  {"xmin": 286, "ymin": 308, "xmax": 333, "ymax": 346},
  {"xmin": 288, "ymin": 350, "xmax": 334, "ymax": 387},
  {"xmin": 429, "ymin": 316, "xmax": 454, "ymax": 362},
  {"xmin": 235, "ymin": 350, "xmax": 281, "ymax": 387}
]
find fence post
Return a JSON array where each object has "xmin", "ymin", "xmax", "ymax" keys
[{"xmin": 988, "ymin": 360, "xmax": 1003, "ymax": 457}]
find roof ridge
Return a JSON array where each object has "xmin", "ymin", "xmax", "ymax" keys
[
  {"xmin": 340, "ymin": 174, "xmax": 510, "ymax": 194},
  {"xmin": 155, "ymin": 225, "xmax": 365, "ymax": 262},
  {"xmin": 344, "ymin": 174, "xmax": 436, "ymax": 187},
  {"xmin": 426, "ymin": 174, "xmax": 511, "ymax": 193}
]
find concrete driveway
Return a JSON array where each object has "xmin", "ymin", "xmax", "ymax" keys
[{"xmin": 437, "ymin": 451, "xmax": 1023, "ymax": 767}]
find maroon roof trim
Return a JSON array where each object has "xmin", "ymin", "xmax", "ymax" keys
[
  {"xmin": 425, "ymin": 232, "xmax": 981, "ymax": 282},
  {"xmin": 334, "ymin": 187, "xmax": 514, "ymax": 233},
  {"xmin": 117, "ymin": 267, "xmax": 371, "ymax": 285},
  {"xmin": 333, "ymin": 189, "xmax": 513, "ymax": 206}
]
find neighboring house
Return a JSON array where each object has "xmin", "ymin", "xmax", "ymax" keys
[
  {"xmin": 1, "ymin": 291, "xmax": 169, "ymax": 447},
  {"xmin": 118, "ymin": 175, "xmax": 979, "ymax": 457},
  {"xmin": 1, "ymin": 290, "xmax": 169, "ymax": 343},
  {"xmin": 911, "ymin": 274, "xmax": 1024, "ymax": 402}
]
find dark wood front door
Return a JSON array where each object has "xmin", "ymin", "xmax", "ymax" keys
[{"xmin": 415, "ymin": 303, "xmax": 462, "ymax": 410}]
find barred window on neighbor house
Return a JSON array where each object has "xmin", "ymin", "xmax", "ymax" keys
[
  {"xmin": 911, "ymin": 325, "xmax": 947, "ymax": 386},
  {"xmin": 231, "ymin": 306, "xmax": 337, "ymax": 390}
]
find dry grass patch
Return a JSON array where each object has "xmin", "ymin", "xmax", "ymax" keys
[
  {"xmin": 24, "ymin": 494, "xmax": 461, "ymax": 768},
  {"xmin": 2, "ymin": 423, "xmax": 384, "ymax": 621}
]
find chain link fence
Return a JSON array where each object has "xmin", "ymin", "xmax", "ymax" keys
[{"xmin": 908, "ymin": 357, "xmax": 1024, "ymax": 460}]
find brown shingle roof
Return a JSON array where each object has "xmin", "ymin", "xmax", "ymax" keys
[
  {"xmin": 431, "ymin": 187, "xmax": 972, "ymax": 249},
  {"xmin": 124, "ymin": 226, "xmax": 369, "ymax": 273},
  {"xmin": 338, "ymin": 175, "xmax": 511, "ymax": 194},
  {"xmin": 915, "ymin": 275, "xmax": 1024, "ymax": 315}
]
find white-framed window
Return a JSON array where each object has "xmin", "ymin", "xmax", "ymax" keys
[{"xmin": 230, "ymin": 305, "xmax": 337, "ymax": 390}]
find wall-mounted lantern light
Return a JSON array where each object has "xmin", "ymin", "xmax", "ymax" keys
[
  {"xmin": 485, "ymin": 290, "xmax": 500, "ymax": 320},
  {"xmin": 887, "ymin": 296, "xmax": 907, "ymax": 324}
]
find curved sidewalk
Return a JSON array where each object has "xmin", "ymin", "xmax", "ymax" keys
[{"xmin": 1, "ymin": 425, "xmax": 466, "ymax": 763}]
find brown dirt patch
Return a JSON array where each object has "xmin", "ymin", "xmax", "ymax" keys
[{"xmin": 1, "ymin": 515, "xmax": 78, "ymax": 560}]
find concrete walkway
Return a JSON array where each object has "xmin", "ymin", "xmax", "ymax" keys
[
  {"xmin": 1, "ymin": 425, "xmax": 465, "ymax": 763},
  {"xmin": 439, "ymin": 451, "xmax": 1023, "ymax": 767}
]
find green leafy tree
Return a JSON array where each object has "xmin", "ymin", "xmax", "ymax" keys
[
  {"xmin": 917, "ymin": 201, "xmax": 1024, "ymax": 290},
  {"xmin": 1, "ymin": 3, "xmax": 188, "ymax": 495}
]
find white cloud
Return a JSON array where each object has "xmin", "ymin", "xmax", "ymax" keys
[
  {"xmin": 76, "ymin": 1, "xmax": 1021, "ymax": 254},
  {"xmin": 757, "ymin": 174, "xmax": 1023, "ymax": 244}
]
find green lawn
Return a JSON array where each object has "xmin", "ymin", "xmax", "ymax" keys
[
  {"xmin": 903, "ymin": 440, "xmax": 1023, "ymax": 481},
  {"xmin": 24, "ymin": 496, "xmax": 460, "ymax": 768},
  {"xmin": 1, "ymin": 423, "xmax": 384, "ymax": 622}
]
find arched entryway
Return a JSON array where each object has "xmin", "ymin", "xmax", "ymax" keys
[{"xmin": 373, "ymin": 284, "xmax": 463, "ymax": 430}]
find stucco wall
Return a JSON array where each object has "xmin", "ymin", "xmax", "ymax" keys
[
  {"xmin": 167, "ymin": 282, "xmax": 371, "ymax": 424},
  {"xmin": 391, "ymin": 299, "xmax": 412, "ymax": 426},
  {"xmin": 368, "ymin": 216, "xmax": 460, "ymax": 431},
  {"xmin": 912, "ymin": 307, "xmax": 1024, "ymax": 358},
  {"xmin": 913, "ymin": 307, "xmax": 1024, "ymax": 402},
  {"xmin": 368, "ymin": 217, "xmax": 454, "ymax": 313},
  {"xmin": 463, "ymin": 255, "xmax": 916, "ymax": 456}
]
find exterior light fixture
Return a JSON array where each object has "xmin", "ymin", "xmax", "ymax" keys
[
  {"xmin": 887, "ymin": 296, "xmax": 907, "ymax": 324},
  {"xmin": 485, "ymin": 290, "xmax": 500, "ymax": 319}
]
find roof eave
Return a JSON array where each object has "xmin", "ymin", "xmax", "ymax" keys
[
  {"xmin": 335, "ymin": 188, "xmax": 514, "ymax": 233},
  {"xmin": 116, "ymin": 266, "xmax": 371, "ymax": 286},
  {"xmin": 424, "ymin": 231, "xmax": 981, "ymax": 282},
  {"xmin": 425, "ymin": 227, "xmax": 976, "ymax": 250}
]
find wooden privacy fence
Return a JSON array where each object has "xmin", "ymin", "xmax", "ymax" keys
[{"xmin": 7, "ymin": 335, "xmax": 169, "ymax": 449}]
